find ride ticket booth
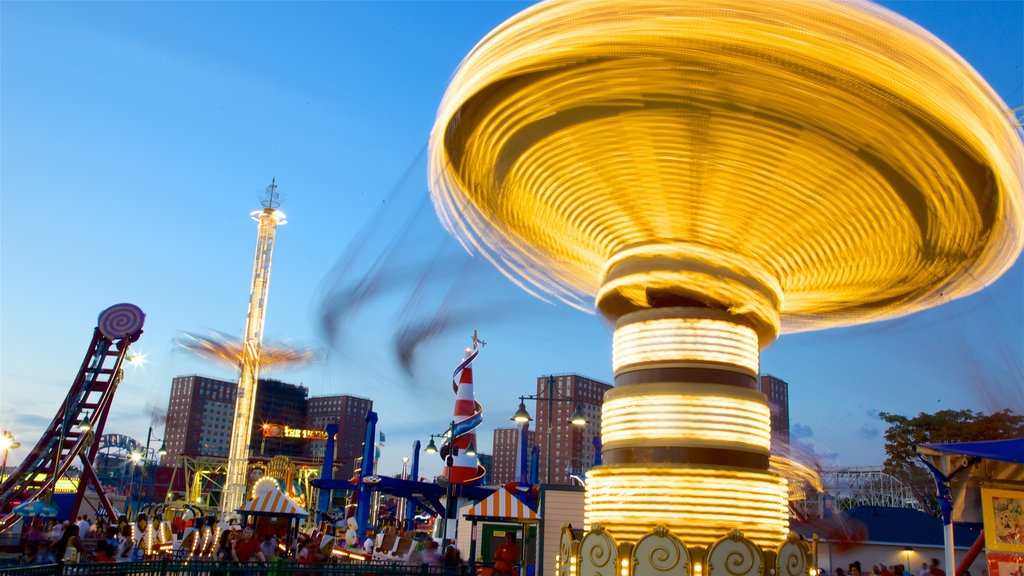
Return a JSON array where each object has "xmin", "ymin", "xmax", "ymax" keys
[{"xmin": 462, "ymin": 486, "xmax": 539, "ymax": 576}]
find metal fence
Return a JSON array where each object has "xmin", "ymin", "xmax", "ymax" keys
[{"xmin": 0, "ymin": 560, "xmax": 467, "ymax": 576}]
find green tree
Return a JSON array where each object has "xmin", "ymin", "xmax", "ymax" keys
[{"xmin": 879, "ymin": 409, "xmax": 1024, "ymax": 515}]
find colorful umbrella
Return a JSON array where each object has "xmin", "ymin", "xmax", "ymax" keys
[{"xmin": 13, "ymin": 501, "xmax": 59, "ymax": 518}]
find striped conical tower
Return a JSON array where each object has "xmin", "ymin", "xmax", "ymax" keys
[{"xmin": 445, "ymin": 341, "xmax": 484, "ymax": 484}]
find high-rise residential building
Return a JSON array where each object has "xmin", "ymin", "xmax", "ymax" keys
[
  {"xmin": 253, "ymin": 379, "xmax": 308, "ymax": 458},
  {"xmin": 163, "ymin": 375, "xmax": 312, "ymax": 465},
  {"xmin": 491, "ymin": 427, "xmax": 535, "ymax": 485},
  {"xmin": 533, "ymin": 374, "xmax": 611, "ymax": 485},
  {"xmin": 163, "ymin": 375, "xmax": 237, "ymax": 465},
  {"xmin": 307, "ymin": 395, "xmax": 373, "ymax": 480},
  {"xmin": 759, "ymin": 374, "xmax": 791, "ymax": 448}
]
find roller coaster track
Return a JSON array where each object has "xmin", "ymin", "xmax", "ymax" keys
[{"xmin": 0, "ymin": 304, "xmax": 145, "ymax": 534}]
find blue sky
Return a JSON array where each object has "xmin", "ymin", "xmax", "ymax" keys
[{"xmin": 1, "ymin": 1, "xmax": 1021, "ymax": 482}]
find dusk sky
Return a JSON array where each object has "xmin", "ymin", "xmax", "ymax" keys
[{"xmin": 1, "ymin": 1, "xmax": 1021, "ymax": 482}]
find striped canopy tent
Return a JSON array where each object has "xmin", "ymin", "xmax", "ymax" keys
[
  {"xmin": 465, "ymin": 486, "xmax": 538, "ymax": 521},
  {"xmin": 237, "ymin": 488, "xmax": 308, "ymax": 559},
  {"xmin": 238, "ymin": 488, "xmax": 309, "ymax": 517}
]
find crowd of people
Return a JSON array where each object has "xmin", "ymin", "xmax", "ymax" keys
[
  {"xmin": 832, "ymin": 558, "xmax": 959, "ymax": 576},
  {"xmin": 16, "ymin": 511, "xmax": 496, "ymax": 575}
]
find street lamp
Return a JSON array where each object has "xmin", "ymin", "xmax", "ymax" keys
[
  {"xmin": 127, "ymin": 451, "xmax": 143, "ymax": 517},
  {"xmin": 424, "ymin": 421, "xmax": 466, "ymax": 550},
  {"xmin": 0, "ymin": 431, "xmax": 20, "ymax": 473},
  {"xmin": 512, "ymin": 374, "xmax": 588, "ymax": 484}
]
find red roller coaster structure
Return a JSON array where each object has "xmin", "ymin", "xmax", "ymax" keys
[{"xmin": 0, "ymin": 303, "xmax": 145, "ymax": 534}]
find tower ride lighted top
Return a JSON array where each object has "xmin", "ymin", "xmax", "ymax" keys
[
  {"xmin": 221, "ymin": 180, "xmax": 287, "ymax": 518},
  {"xmin": 428, "ymin": 0, "xmax": 1023, "ymax": 548}
]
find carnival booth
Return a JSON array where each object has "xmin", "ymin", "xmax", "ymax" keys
[
  {"xmin": 462, "ymin": 485, "xmax": 539, "ymax": 576},
  {"xmin": 238, "ymin": 486, "xmax": 309, "ymax": 557}
]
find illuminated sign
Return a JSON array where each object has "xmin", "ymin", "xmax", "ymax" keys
[{"xmin": 261, "ymin": 424, "xmax": 328, "ymax": 440}]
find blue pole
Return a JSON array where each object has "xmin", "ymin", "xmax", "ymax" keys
[
  {"xmin": 517, "ymin": 421, "xmax": 530, "ymax": 485},
  {"xmin": 529, "ymin": 446, "xmax": 540, "ymax": 485},
  {"xmin": 592, "ymin": 435, "xmax": 602, "ymax": 466},
  {"xmin": 318, "ymin": 424, "xmax": 339, "ymax": 517},
  {"xmin": 356, "ymin": 411, "xmax": 377, "ymax": 538},
  {"xmin": 405, "ymin": 440, "xmax": 420, "ymax": 531}
]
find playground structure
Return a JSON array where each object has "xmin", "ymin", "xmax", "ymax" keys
[
  {"xmin": 429, "ymin": 0, "xmax": 1022, "ymax": 564},
  {"xmin": 0, "ymin": 304, "xmax": 146, "ymax": 533}
]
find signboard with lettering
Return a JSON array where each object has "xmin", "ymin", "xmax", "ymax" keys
[{"xmin": 261, "ymin": 424, "xmax": 328, "ymax": 440}]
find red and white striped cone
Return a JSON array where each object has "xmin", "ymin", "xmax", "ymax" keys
[{"xmin": 446, "ymin": 348, "xmax": 480, "ymax": 484}]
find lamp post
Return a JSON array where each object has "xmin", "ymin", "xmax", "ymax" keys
[
  {"xmin": 128, "ymin": 451, "xmax": 142, "ymax": 518},
  {"xmin": 902, "ymin": 547, "xmax": 914, "ymax": 571},
  {"xmin": 0, "ymin": 430, "xmax": 20, "ymax": 473},
  {"xmin": 512, "ymin": 375, "xmax": 587, "ymax": 484},
  {"xmin": 425, "ymin": 421, "xmax": 464, "ymax": 550},
  {"xmin": 127, "ymin": 427, "xmax": 167, "ymax": 515}
]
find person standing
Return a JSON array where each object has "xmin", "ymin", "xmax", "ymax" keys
[
  {"xmin": 232, "ymin": 527, "xmax": 267, "ymax": 563},
  {"xmin": 77, "ymin": 516, "xmax": 91, "ymax": 538},
  {"xmin": 929, "ymin": 559, "xmax": 947, "ymax": 576},
  {"xmin": 493, "ymin": 533, "xmax": 521, "ymax": 576},
  {"xmin": 115, "ymin": 525, "xmax": 134, "ymax": 562},
  {"xmin": 53, "ymin": 524, "xmax": 90, "ymax": 563},
  {"xmin": 260, "ymin": 533, "xmax": 278, "ymax": 561}
]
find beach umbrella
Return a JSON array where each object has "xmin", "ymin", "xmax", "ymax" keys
[{"xmin": 13, "ymin": 501, "xmax": 59, "ymax": 518}]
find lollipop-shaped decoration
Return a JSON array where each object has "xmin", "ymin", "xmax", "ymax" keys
[
  {"xmin": 429, "ymin": 0, "xmax": 1023, "ymax": 548},
  {"xmin": 97, "ymin": 303, "xmax": 146, "ymax": 341}
]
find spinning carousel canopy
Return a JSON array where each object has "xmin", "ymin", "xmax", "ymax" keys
[{"xmin": 429, "ymin": 0, "xmax": 1024, "ymax": 339}]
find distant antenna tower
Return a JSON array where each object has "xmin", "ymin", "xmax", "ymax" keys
[{"xmin": 221, "ymin": 178, "xmax": 287, "ymax": 517}]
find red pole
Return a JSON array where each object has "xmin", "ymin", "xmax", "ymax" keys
[{"xmin": 955, "ymin": 532, "xmax": 985, "ymax": 576}]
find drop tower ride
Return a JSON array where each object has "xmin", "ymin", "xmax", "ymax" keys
[{"xmin": 221, "ymin": 180, "xmax": 287, "ymax": 518}]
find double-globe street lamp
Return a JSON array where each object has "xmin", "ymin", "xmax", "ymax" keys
[
  {"xmin": 127, "ymin": 426, "xmax": 167, "ymax": 516},
  {"xmin": 511, "ymin": 375, "xmax": 587, "ymax": 484},
  {"xmin": 425, "ymin": 422, "xmax": 477, "ymax": 550}
]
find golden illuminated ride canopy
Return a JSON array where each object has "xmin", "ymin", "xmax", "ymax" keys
[{"xmin": 428, "ymin": 0, "xmax": 1023, "ymax": 549}]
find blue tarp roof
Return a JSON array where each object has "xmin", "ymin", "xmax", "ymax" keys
[
  {"xmin": 919, "ymin": 437, "xmax": 1024, "ymax": 464},
  {"xmin": 792, "ymin": 506, "xmax": 982, "ymax": 547}
]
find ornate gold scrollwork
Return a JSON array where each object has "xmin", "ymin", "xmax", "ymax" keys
[
  {"xmin": 707, "ymin": 530, "xmax": 764, "ymax": 576},
  {"xmin": 580, "ymin": 522, "xmax": 620, "ymax": 576},
  {"xmin": 633, "ymin": 524, "xmax": 691, "ymax": 576},
  {"xmin": 776, "ymin": 533, "xmax": 811, "ymax": 576},
  {"xmin": 558, "ymin": 524, "xmax": 577, "ymax": 576}
]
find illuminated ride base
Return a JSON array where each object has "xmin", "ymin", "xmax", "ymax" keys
[{"xmin": 427, "ymin": 0, "xmax": 1024, "ymax": 570}]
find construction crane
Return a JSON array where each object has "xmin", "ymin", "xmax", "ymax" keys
[{"xmin": 220, "ymin": 180, "xmax": 287, "ymax": 518}]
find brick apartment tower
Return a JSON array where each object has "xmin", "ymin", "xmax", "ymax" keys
[
  {"xmin": 759, "ymin": 374, "xmax": 791, "ymax": 448},
  {"xmin": 254, "ymin": 379, "xmax": 308, "ymax": 458},
  {"xmin": 534, "ymin": 374, "xmax": 611, "ymax": 485},
  {"xmin": 163, "ymin": 375, "xmax": 311, "ymax": 465},
  {"xmin": 491, "ymin": 427, "xmax": 536, "ymax": 485},
  {"xmin": 307, "ymin": 395, "xmax": 373, "ymax": 481},
  {"xmin": 164, "ymin": 375, "xmax": 237, "ymax": 465}
]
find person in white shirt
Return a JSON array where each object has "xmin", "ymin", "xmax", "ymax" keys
[
  {"xmin": 77, "ymin": 516, "xmax": 91, "ymax": 538},
  {"xmin": 362, "ymin": 531, "xmax": 375, "ymax": 555}
]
